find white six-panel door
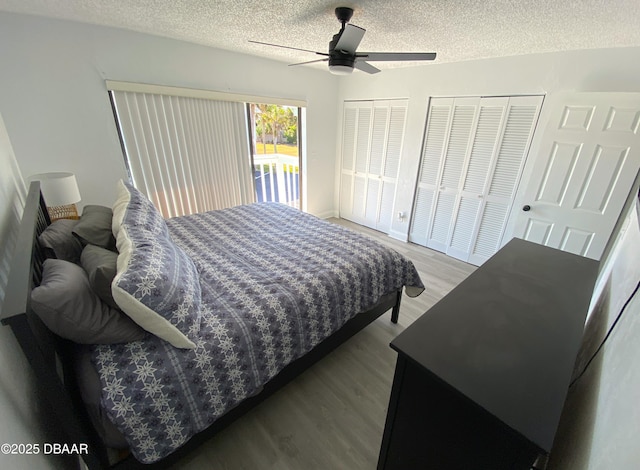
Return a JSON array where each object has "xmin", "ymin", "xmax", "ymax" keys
[
  {"xmin": 340, "ymin": 100, "xmax": 408, "ymax": 233},
  {"xmin": 511, "ymin": 92, "xmax": 640, "ymax": 260},
  {"xmin": 410, "ymin": 95, "xmax": 543, "ymax": 265}
]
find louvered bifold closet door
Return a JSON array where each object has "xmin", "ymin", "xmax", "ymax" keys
[
  {"xmin": 447, "ymin": 97, "xmax": 508, "ymax": 261},
  {"xmin": 340, "ymin": 101, "xmax": 372, "ymax": 223},
  {"xmin": 364, "ymin": 103, "xmax": 388, "ymax": 225},
  {"xmin": 377, "ymin": 102, "xmax": 408, "ymax": 232},
  {"xmin": 410, "ymin": 97, "xmax": 480, "ymax": 252},
  {"xmin": 339, "ymin": 104, "xmax": 358, "ymax": 219},
  {"xmin": 409, "ymin": 99, "xmax": 453, "ymax": 246},
  {"xmin": 467, "ymin": 95, "xmax": 543, "ymax": 265},
  {"xmin": 340, "ymin": 100, "xmax": 408, "ymax": 232},
  {"xmin": 410, "ymin": 95, "xmax": 543, "ymax": 265}
]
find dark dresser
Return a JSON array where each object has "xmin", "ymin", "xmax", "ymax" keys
[{"xmin": 378, "ymin": 238, "xmax": 599, "ymax": 470}]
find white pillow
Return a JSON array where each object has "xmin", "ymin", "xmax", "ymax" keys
[{"xmin": 111, "ymin": 179, "xmax": 130, "ymax": 239}]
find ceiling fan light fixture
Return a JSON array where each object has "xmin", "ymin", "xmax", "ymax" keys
[
  {"xmin": 251, "ymin": 6, "xmax": 436, "ymax": 75},
  {"xmin": 329, "ymin": 64, "xmax": 354, "ymax": 75}
]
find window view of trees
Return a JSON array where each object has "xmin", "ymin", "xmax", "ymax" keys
[
  {"xmin": 248, "ymin": 103, "xmax": 301, "ymax": 208},
  {"xmin": 250, "ymin": 104, "xmax": 298, "ymax": 157}
]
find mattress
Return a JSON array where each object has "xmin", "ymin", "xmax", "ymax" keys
[{"xmin": 90, "ymin": 202, "xmax": 424, "ymax": 463}]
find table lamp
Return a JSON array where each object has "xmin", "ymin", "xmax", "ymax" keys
[{"xmin": 32, "ymin": 172, "xmax": 81, "ymax": 221}]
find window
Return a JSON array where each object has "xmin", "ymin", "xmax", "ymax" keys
[
  {"xmin": 107, "ymin": 81, "xmax": 306, "ymax": 217},
  {"xmin": 248, "ymin": 103, "xmax": 302, "ymax": 209}
]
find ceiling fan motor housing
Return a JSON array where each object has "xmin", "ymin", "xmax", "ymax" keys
[
  {"xmin": 335, "ymin": 7, "xmax": 354, "ymax": 23},
  {"xmin": 329, "ymin": 33, "xmax": 355, "ymax": 68}
]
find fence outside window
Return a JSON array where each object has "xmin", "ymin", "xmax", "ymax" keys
[{"xmin": 253, "ymin": 154, "xmax": 300, "ymax": 208}]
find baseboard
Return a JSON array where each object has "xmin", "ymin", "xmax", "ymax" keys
[
  {"xmin": 316, "ymin": 210, "xmax": 339, "ymax": 220},
  {"xmin": 388, "ymin": 229, "xmax": 409, "ymax": 242}
]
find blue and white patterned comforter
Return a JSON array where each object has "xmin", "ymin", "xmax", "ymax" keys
[{"xmin": 92, "ymin": 203, "xmax": 424, "ymax": 463}]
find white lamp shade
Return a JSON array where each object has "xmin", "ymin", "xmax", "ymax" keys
[{"xmin": 33, "ymin": 172, "xmax": 81, "ymax": 206}]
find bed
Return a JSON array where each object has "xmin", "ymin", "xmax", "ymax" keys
[{"xmin": 2, "ymin": 180, "xmax": 424, "ymax": 469}]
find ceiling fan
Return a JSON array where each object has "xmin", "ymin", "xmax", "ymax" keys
[{"xmin": 249, "ymin": 7, "xmax": 437, "ymax": 75}]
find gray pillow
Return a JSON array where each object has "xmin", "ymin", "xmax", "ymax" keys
[
  {"xmin": 81, "ymin": 244, "xmax": 118, "ymax": 309},
  {"xmin": 38, "ymin": 219, "xmax": 83, "ymax": 263},
  {"xmin": 73, "ymin": 205, "xmax": 116, "ymax": 250},
  {"xmin": 30, "ymin": 259, "xmax": 147, "ymax": 344}
]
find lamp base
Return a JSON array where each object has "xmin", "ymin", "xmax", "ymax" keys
[{"xmin": 48, "ymin": 204, "xmax": 79, "ymax": 221}]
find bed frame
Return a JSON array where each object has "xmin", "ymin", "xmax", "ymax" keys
[{"xmin": 1, "ymin": 181, "xmax": 402, "ymax": 469}]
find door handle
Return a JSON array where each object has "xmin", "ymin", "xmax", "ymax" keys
[{"xmin": 522, "ymin": 205, "xmax": 531, "ymax": 212}]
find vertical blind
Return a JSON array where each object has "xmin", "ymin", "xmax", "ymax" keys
[{"xmin": 110, "ymin": 90, "xmax": 255, "ymax": 218}]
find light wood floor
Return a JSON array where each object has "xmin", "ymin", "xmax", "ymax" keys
[{"xmin": 169, "ymin": 219, "xmax": 476, "ymax": 470}]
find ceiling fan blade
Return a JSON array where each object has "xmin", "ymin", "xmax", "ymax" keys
[
  {"xmin": 356, "ymin": 52, "xmax": 437, "ymax": 61},
  {"xmin": 354, "ymin": 60, "xmax": 381, "ymax": 74},
  {"xmin": 249, "ymin": 40, "xmax": 328, "ymax": 56},
  {"xmin": 289, "ymin": 58, "xmax": 329, "ymax": 67},
  {"xmin": 334, "ymin": 24, "xmax": 366, "ymax": 54}
]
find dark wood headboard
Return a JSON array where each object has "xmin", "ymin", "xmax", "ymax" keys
[
  {"xmin": 1, "ymin": 181, "xmax": 108, "ymax": 469},
  {"xmin": 2, "ymin": 181, "xmax": 50, "ymax": 317}
]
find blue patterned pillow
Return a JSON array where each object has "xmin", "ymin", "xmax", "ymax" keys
[
  {"xmin": 112, "ymin": 180, "xmax": 169, "ymax": 239},
  {"xmin": 112, "ymin": 181, "xmax": 201, "ymax": 349}
]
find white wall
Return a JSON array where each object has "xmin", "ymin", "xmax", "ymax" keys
[
  {"xmin": 335, "ymin": 47, "xmax": 640, "ymax": 238},
  {"xmin": 0, "ymin": 113, "xmax": 57, "ymax": 469},
  {"xmin": 0, "ymin": 12, "xmax": 339, "ymax": 218},
  {"xmin": 548, "ymin": 191, "xmax": 640, "ymax": 470}
]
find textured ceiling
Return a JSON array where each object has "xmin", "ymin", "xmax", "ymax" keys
[{"xmin": 1, "ymin": 0, "xmax": 640, "ymax": 71}]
